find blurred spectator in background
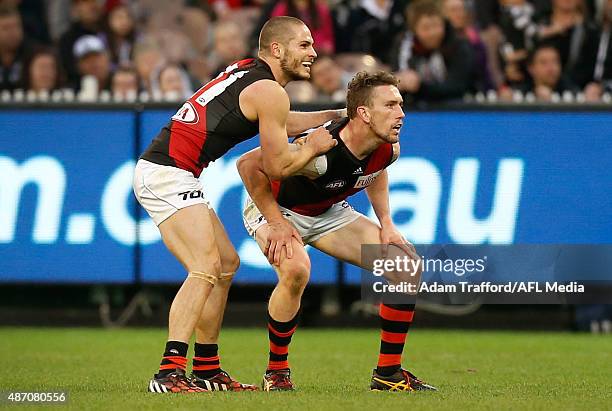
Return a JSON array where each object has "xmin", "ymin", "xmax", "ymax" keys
[
  {"xmin": 309, "ymin": 54, "xmax": 352, "ymax": 102},
  {"xmin": 133, "ymin": 37, "xmax": 164, "ymax": 92},
  {"xmin": 22, "ymin": 47, "xmax": 63, "ymax": 92},
  {"xmin": 269, "ymin": 0, "xmax": 336, "ymax": 54},
  {"xmin": 150, "ymin": 62, "xmax": 193, "ymax": 99},
  {"xmin": 284, "ymin": 79, "xmax": 316, "ymax": 102},
  {"xmin": 442, "ymin": 0, "xmax": 494, "ymax": 91},
  {"xmin": 0, "ymin": 5, "xmax": 33, "ymax": 90},
  {"xmin": 111, "ymin": 65, "xmax": 139, "ymax": 98},
  {"xmin": 210, "ymin": 20, "xmax": 249, "ymax": 74},
  {"xmin": 497, "ymin": 0, "xmax": 538, "ymax": 88},
  {"xmin": 519, "ymin": 42, "xmax": 578, "ymax": 100},
  {"xmin": 334, "ymin": 0, "xmax": 408, "ymax": 64},
  {"xmin": 392, "ymin": 0, "xmax": 475, "ymax": 104},
  {"xmin": 583, "ymin": 0, "xmax": 612, "ymax": 100},
  {"xmin": 11, "ymin": 0, "xmax": 51, "ymax": 44},
  {"xmin": 73, "ymin": 34, "xmax": 111, "ymax": 91},
  {"xmin": 102, "ymin": 3, "xmax": 138, "ymax": 69},
  {"xmin": 59, "ymin": 0, "xmax": 103, "ymax": 86},
  {"xmin": 535, "ymin": 0, "xmax": 600, "ymax": 88}
]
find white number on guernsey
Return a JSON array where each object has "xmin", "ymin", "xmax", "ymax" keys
[
  {"xmin": 195, "ymin": 69, "xmax": 249, "ymax": 107},
  {"xmin": 171, "ymin": 101, "xmax": 199, "ymax": 124},
  {"xmin": 354, "ymin": 171, "xmax": 382, "ymax": 188}
]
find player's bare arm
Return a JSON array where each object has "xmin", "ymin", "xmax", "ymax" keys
[
  {"xmin": 286, "ymin": 109, "xmax": 346, "ymax": 135},
  {"xmin": 238, "ymin": 144, "xmax": 323, "ymax": 264},
  {"xmin": 240, "ymin": 79, "xmax": 336, "ymax": 179},
  {"xmin": 364, "ymin": 144, "xmax": 414, "ymax": 256}
]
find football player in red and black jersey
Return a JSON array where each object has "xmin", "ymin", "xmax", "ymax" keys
[
  {"xmin": 239, "ymin": 71, "xmax": 437, "ymax": 392},
  {"xmin": 135, "ymin": 16, "xmax": 344, "ymax": 393}
]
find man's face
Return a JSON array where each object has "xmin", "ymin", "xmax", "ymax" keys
[
  {"xmin": 443, "ymin": 0, "xmax": 466, "ymax": 30},
  {"xmin": 159, "ymin": 66, "xmax": 184, "ymax": 95},
  {"xmin": 553, "ymin": 0, "xmax": 579, "ymax": 12},
  {"xmin": 279, "ymin": 24, "xmax": 317, "ymax": 81},
  {"xmin": 0, "ymin": 14, "xmax": 23, "ymax": 51},
  {"xmin": 529, "ymin": 48, "xmax": 561, "ymax": 88},
  {"xmin": 414, "ymin": 15, "xmax": 445, "ymax": 51},
  {"xmin": 78, "ymin": 52, "xmax": 110, "ymax": 84},
  {"xmin": 112, "ymin": 71, "xmax": 138, "ymax": 96},
  {"xmin": 214, "ymin": 24, "xmax": 246, "ymax": 64},
  {"xmin": 30, "ymin": 54, "xmax": 57, "ymax": 91},
  {"xmin": 311, "ymin": 57, "xmax": 342, "ymax": 95},
  {"xmin": 73, "ymin": 0, "xmax": 101, "ymax": 26},
  {"xmin": 364, "ymin": 85, "xmax": 405, "ymax": 143}
]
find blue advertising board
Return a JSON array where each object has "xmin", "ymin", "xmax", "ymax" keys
[{"xmin": 1, "ymin": 109, "xmax": 611, "ymax": 284}]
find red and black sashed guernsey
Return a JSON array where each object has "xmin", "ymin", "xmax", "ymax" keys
[
  {"xmin": 272, "ymin": 117, "xmax": 397, "ymax": 217},
  {"xmin": 141, "ymin": 58, "xmax": 276, "ymax": 177}
]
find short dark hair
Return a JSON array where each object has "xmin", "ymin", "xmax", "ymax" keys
[
  {"xmin": 258, "ymin": 16, "xmax": 306, "ymax": 53},
  {"xmin": 0, "ymin": 5, "xmax": 20, "ymax": 19},
  {"xmin": 406, "ymin": 0, "xmax": 443, "ymax": 30},
  {"xmin": 527, "ymin": 42, "xmax": 560, "ymax": 66},
  {"xmin": 346, "ymin": 71, "xmax": 399, "ymax": 119}
]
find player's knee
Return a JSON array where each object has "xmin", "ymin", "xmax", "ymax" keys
[
  {"xmin": 223, "ymin": 252, "xmax": 240, "ymax": 274},
  {"xmin": 280, "ymin": 258, "xmax": 311, "ymax": 294},
  {"xmin": 188, "ymin": 258, "xmax": 222, "ymax": 280},
  {"xmin": 387, "ymin": 254, "xmax": 422, "ymax": 285}
]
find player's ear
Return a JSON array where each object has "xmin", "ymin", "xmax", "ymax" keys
[
  {"xmin": 271, "ymin": 41, "xmax": 282, "ymax": 59},
  {"xmin": 357, "ymin": 106, "xmax": 370, "ymax": 123}
]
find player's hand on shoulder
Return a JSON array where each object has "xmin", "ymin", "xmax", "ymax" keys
[{"xmin": 304, "ymin": 127, "xmax": 337, "ymax": 155}]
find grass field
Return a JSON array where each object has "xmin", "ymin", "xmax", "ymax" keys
[{"xmin": 1, "ymin": 327, "xmax": 611, "ymax": 410}]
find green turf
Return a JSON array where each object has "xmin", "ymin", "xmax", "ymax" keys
[{"xmin": 0, "ymin": 327, "xmax": 611, "ymax": 410}]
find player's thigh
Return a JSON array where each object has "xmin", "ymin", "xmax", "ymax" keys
[
  {"xmin": 310, "ymin": 215, "xmax": 381, "ymax": 269},
  {"xmin": 312, "ymin": 216, "xmax": 420, "ymax": 283},
  {"xmin": 255, "ymin": 225, "xmax": 311, "ymax": 283},
  {"xmin": 158, "ymin": 203, "xmax": 221, "ymax": 274},
  {"xmin": 208, "ymin": 209, "xmax": 240, "ymax": 273}
]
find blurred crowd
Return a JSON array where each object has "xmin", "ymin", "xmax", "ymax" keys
[{"xmin": 1, "ymin": 0, "xmax": 611, "ymax": 104}]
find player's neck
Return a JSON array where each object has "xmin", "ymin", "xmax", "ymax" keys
[
  {"xmin": 340, "ymin": 121, "xmax": 382, "ymax": 160},
  {"xmin": 259, "ymin": 54, "xmax": 291, "ymax": 87}
]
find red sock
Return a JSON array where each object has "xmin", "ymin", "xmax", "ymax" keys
[
  {"xmin": 267, "ymin": 312, "xmax": 299, "ymax": 371},
  {"xmin": 376, "ymin": 304, "xmax": 414, "ymax": 376}
]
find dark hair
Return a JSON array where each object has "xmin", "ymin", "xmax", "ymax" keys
[
  {"xmin": 259, "ymin": 16, "xmax": 306, "ymax": 53},
  {"xmin": 286, "ymin": 0, "xmax": 320, "ymax": 29},
  {"xmin": 103, "ymin": 5, "xmax": 136, "ymax": 65},
  {"xmin": 527, "ymin": 42, "xmax": 560, "ymax": 65},
  {"xmin": 22, "ymin": 47, "xmax": 63, "ymax": 90},
  {"xmin": 0, "ymin": 5, "xmax": 20, "ymax": 19},
  {"xmin": 406, "ymin": 0, "xmax": 443, "ymax": 30},
  {"xmin": 346, "ymin": 71, "xmax": 399, "ymax": 119}
]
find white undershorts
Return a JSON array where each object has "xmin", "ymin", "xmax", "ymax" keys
[
  {"xmin": 242, "ymin": 197, "xmax": 362, "ymax": 244},
  {"xmin": 133, "ymin": 159, "xmax": 211, "ymax": 225}
]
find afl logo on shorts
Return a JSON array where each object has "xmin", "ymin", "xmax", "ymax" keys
[
  {"xmin": 172, "ymin": 101, "xmax": 199, "ymax": 124},
  {"xmin": 325, "ymin": 179, "xmax": 346, "ymax": 190}
]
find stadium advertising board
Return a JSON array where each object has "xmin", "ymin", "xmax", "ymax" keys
[{"xmin": 1, "ymin": 110, "xmax": 610, "ymax": 284}]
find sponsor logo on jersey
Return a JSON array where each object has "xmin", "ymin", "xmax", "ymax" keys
[
  {"xmin": 171, "ymin": 101, "xmax": 199, "ymax": 124},
  {"xmin": 354, "ymin": 171, "xmax": 382, "ymax": 188},
  {"xmin": 353, "ymin": 167, "xmax": 363, "ymax": 175},
  {"xmin": 325, "ymin": 179, "xmax": 346, "ymax": 189}
]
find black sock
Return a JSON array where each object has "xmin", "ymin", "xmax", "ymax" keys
[
  {"xmin": 192, "ymin": 343, "xmax": 221, "ymax": 378},
  {"xmin": 158, "ymin": 340, "xmax": 188, "ymax": 377},
  {"xmin": 267, "ymin": 311, "xmax": 300, "ymax": 372}
]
